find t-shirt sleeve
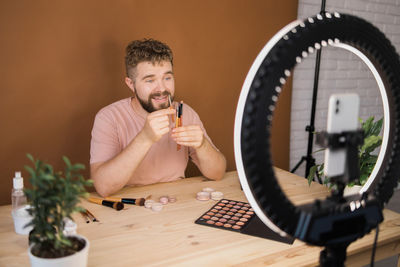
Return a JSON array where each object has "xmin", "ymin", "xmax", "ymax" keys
[{"xmin": 90, "ymin": 110, "xmax": 121, "ymax": 164}]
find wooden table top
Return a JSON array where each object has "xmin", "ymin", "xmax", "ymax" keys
[{"xmin": 0, "ymin": 168, "xmax": 399, "ymax": 266}]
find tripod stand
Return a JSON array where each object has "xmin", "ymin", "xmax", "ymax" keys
[{"xmin": 290, "ymin": 0, "xmax": 326, "ymax": 183}]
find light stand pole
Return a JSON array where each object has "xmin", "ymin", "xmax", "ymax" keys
[{"xmin": 291, "ymin": 0, "xmax": 326, "ymax": 183}]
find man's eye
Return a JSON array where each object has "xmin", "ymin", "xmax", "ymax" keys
[{"xmin": 146, "ymin": 79, "xmax": 154, "ymax": 83}]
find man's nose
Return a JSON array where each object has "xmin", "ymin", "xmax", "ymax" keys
[{"xmin": 158, "ymin": 79, "xmax": 168, "ymax": 92}]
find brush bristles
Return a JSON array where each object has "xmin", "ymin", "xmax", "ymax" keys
[
  {"xmin": 136, "ymin": 198, "xmax": 145, "ymax": 206},
  {"xmin": 113, "ymin": 202, "xmax": 124, "ymax": 211}
]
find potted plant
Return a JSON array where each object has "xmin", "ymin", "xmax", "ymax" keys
[
  {"xmin": 24, "ymin": 154, "xmax": 93, "ymax": 267},
  {"xmin": 308, "ymin": 116, "xmax": 383, "ymax": 193}
]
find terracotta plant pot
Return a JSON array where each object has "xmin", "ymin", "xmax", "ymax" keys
[{"xmin": 28, "ymin": 234, "xmax": 89, "ymax": 267}]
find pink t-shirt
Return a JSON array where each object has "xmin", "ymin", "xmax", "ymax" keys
[{"xmin": 90, "ymin": 97, "xmax": 213, "ymax": 186}]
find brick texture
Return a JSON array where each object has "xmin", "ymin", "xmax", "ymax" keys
[{"xmin": 290, "ymin": 0, "xmax": 400, "ymax": 177}]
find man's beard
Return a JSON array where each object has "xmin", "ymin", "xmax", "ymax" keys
[{"xmin": 136, "ymin": 91, "xmax": 172, "ymax": 113}]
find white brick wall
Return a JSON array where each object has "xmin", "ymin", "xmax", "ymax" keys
[{"xmin": 290, "ymin": 0, "xmax": 400, "ymax": 177}]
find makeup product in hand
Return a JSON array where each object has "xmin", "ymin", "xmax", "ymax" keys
[
  {"xmin": 168, "ymin": 95, "xmax": 175, "ymax": 123},
  {"xmin": 176, "ymin": 101, "xmax": 183, "ymax": 150},
  {"xmin": 105, "ymin": 197, "xmax": 145, "ymax": 206},
  {"xmin": 89, "ymin": 197, "xmax": 124, "ymax": 211},
  {"xmin": 195, "ymin": 199, "xmax": 294, "ymax": 244}
]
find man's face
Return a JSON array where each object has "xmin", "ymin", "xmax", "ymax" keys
[{"xmin": 131, "ymin": 61, "xmax": 175, "ymax": 113}]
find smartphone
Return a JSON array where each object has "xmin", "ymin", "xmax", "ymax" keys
[{"xmin": 324, "ymin": 94, "xmax": 360, "ymax": 178}]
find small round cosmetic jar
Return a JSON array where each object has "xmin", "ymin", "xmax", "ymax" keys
[
  {"xmin": 196, "ymin": 191, "xmax": 210, "ymax": 201},
  {"xmin": 144, "ymin": 200, "xmax": 155, "ymax": 209},
  {"xmin": 159, "ymin": 196, "xmax": 169, "ymax": 205},
  {"xmin": 211, "ymin": 191, "xmax": 224, "ymax": 201},
  {"xmin": 202, "ymin": 187, "xmax": 215, "ymax": 193},
  {"xmin": 168, "ymin": 196, "xmax": 177, "ymax": 203},
  {"xmin": 151, "ymin": 202, "xmax": 163, "ymax": 212}
]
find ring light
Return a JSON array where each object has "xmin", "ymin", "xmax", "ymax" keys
[{"xmin": 234, "ymin": 11, "xmax": 400, "ymax": 251}]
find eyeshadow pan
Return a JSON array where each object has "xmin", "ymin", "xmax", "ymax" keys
[{"xmin": 233, "ymin": 225, "xmax": 241, "ymax": 230}]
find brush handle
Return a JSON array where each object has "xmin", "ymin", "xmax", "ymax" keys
[
  {"xmin": 105, "ymin": 197, "xmax": 136, "ymax": 205},
  {"xmin": 89, "ymin": 197, "xmax": 122, "ymax": 210},
  {"xmin": 101, "ymin": 200, "xmax": 119, "ymax": 209},
  {"xmin": 121, "ymin": 199, "xmax": 137, "ymax": 204}
]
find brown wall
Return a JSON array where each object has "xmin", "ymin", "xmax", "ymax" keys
[{"xmin": 0, "ymin": 0, "xmax": 298, "ymax": 205}]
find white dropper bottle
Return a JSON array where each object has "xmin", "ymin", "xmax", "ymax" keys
[
  {"xmin": 11, "ymin": 171, "xmax": 32, "ymax": 235},
  {"xmin": 12, "ymin": 171, "xmax": 27, "ymax": 212}
]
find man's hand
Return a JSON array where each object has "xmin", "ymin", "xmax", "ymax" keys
[
  {"xmin": 171, "ymin": 125, "xmax": 205, "ymax": 149},
  {"xmin": 142, "ymin": 108, "xmax": 176, "ymax": 143}
]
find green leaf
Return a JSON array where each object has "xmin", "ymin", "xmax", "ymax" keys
[
  {"xmin": 62, "ymin": 156, "xmax": 72, "ymax": 168},
  {"xmin": 307, "ymin": 165, "xmax": 318, "ymax": 185},
  {"xmin": 361, "ymin": 135, "xmax": 382, "ymax": 154},
  {"xmin": 24, "ymin": 165, "xmax": 36, "ymax": 178},
  {"xmin": 26, "ymin": 153, "xmax": 35, "ymax": 163}
]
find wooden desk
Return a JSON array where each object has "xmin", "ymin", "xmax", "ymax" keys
[{"xmin": 0, "ymin": 169, "xmax": 399, "ymax": 266}]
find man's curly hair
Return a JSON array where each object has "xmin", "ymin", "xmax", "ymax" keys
[{"xmin": 125, "ymin": 39, "xmax": 173, "ymax": 78}]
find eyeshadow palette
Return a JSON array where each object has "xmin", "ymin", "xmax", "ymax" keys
[{"xmin": 195, "ymin": 199, "xmax": 294, "ymax": 244}]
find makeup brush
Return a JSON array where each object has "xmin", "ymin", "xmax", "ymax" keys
[
  {"xmin": 80, "ymin": 211, "xmax": 90, "ymax": 223},
  {"xmin": 88, "ymin": 197, "xmax": 124, "ymax": 211},
  {"xmin": 85, "ymin": 209, "xmax": 99, "ymax": 222},
  {"xmin": 105, "ymin": 197, "xmax": 145, "ymax": 206},
  {"xmin": 168, "ymin": 95, "xmax": 173, "ymax": 108},
  {"xmin": 177, "ymin": 101, "xmax": 183, "ymax": 150}
]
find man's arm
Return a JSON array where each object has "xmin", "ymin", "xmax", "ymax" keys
[
  {"xmin": 171, "ymin": 125, "xmax": 226, "ymax": 180},
  {"xmin": 91, "ymin": 108, "xmax": 176, "ymax": 197}
]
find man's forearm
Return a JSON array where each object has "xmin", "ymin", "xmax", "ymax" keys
[
  {"xmin": 90, "ymin": 131, "xmax": 153, "ymax": 197},
  {"xmin": 195, "ymin": 138, "xmax": 227, "ymax": 180}
]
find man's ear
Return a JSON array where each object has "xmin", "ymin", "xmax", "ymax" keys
[{"xmin": 125, "ymin": 77, "xmax": 135, "ymax": 94}]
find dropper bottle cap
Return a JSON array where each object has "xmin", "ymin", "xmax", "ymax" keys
[{"xmin": 13, "ymin": 172, "xmax": 23, "ymax": 190}]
